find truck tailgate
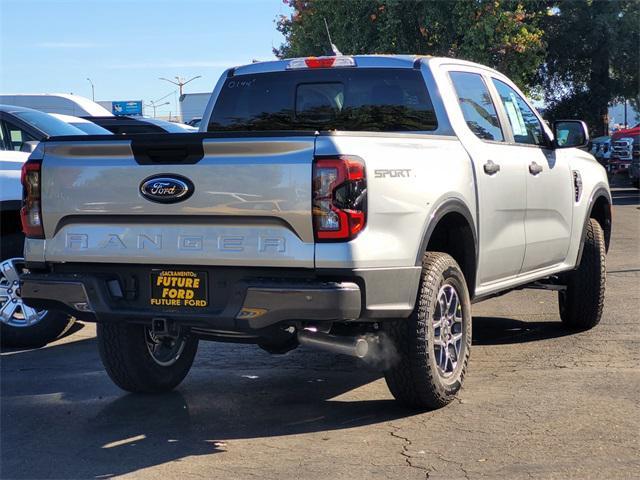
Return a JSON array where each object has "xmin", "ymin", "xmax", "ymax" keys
[{"xmin": 40, "ymin": 134, "xmax": 316, "ymax": 267}]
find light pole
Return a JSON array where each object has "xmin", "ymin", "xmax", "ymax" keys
[
  {"xmin": 86, "ymin": 78, "xmax": 95, "ymax": 101},
  {"xmin": 145, "ymin": 100, "xmax": 170, "ymax": 118},
  {"xmin": 159, "ymin": 75, "xmax": 202, "ymax": 96}
]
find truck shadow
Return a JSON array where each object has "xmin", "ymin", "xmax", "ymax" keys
[
  {"xmin": 472, "ymin": 316, "xmax": 573, "ymax": 345},
  {"xmin": 1, "ymin": 314, "xmax": 575, "ymax": 479},
  {"xmin": 1, "ymin": 337, "xmax": 408, "ymax": 479}
]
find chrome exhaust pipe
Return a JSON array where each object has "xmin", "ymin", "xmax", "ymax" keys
[{"xmin": 297, "ymin": 330, "xmax": 369, "ymax": 358}]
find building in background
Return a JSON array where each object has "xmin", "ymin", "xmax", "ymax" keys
[{"xmin": 179, "ymin": 93, "xmax": 210, "ymax": 124}]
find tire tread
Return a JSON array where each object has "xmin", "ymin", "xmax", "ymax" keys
[
  {"xmin": 384, "ymin": 252, "xmax": 471, "ymax": 409},
  {"xmin": 560, "ymin": 218, "xmax": 606, "ymax": 329}
]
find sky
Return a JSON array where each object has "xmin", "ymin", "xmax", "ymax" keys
[{"xmin": 0, "ymin": 0, "xmax": 288, "ymax": 118}]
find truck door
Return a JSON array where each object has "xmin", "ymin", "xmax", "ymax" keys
[
  {"xmin": 490, "ymin": 78, "xmax": 573, "ymax": 272},
  {"xmin": 445, "ymin": 69, "xmax": 527, "ymax": 286}
]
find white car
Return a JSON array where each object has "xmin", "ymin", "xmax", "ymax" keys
[
  {"xmin": 0, "ymin": 93, "xmax": 112, "ymax": 117},
  {"xmin": 0, "ymin": 105, "xmax": 94, "ymax": 347}
]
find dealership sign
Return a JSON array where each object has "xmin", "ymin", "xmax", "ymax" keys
[{"xmin": 112, "ymin": 100, "xmax": 142, "ymax": 116}]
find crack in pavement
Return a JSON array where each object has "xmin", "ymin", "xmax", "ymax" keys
[
  {"xmin": 390, "ymin": 426, "xmax": 473, "ymax": 480},
  {"xmin": 389, "ymin": 425, "xmax": 431, "ymax": 479}
]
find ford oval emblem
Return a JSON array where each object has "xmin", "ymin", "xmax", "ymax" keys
[{"xmin": 140, "ymin": 174, "xmax": 194, "ymax": 204}]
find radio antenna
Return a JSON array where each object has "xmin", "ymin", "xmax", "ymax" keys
[{"xmin": 324, "ymin": 18, "xmax": 342, "ymax": 56}]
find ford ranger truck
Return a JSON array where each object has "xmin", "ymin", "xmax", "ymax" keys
[{"xmin": 19, "ymin": 56, "xmax": 611, "ymax": 409}]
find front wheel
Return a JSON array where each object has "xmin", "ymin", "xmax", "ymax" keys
[
  {"xmin": 97, "ymin": 322, "xmax": 198, "ymax": 393},
  {"xmin": 558, "ymin": 218, "xmax": 606, "ymax": 330},
  {"xmin": 383, "ymin": 252, "xmax": 472, "ymax": 409}
]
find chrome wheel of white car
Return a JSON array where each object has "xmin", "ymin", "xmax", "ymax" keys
[
  {"xmin": 0, "ymin": 256, "xmax": 75, "ymax": 348},
  {"xmin": 0, "ymin": 258, "xmax": 47, "ymax": 328}
]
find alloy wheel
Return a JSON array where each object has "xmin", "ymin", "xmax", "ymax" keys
[
  {"xmin": 0, "ymin": 258, "xmax": 47, "ymax": 328},
  {"xmin": 433, "ymin": 283, "xmax": 465, "ymax": 378},
  {"xmin": 145, "ymin": 327, "xmax": 188, "ymax": 367}
]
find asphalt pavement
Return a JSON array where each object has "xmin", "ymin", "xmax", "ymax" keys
[{"xmin": 2, "ymin": 186, "xmax": 638, "ymax": 480}]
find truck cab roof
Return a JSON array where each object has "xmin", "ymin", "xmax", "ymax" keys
[{"xmin": 232, "ymin": 55, "xmax": 503, "ymax": 78}]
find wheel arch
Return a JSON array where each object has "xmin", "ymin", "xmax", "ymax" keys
[
  {"xmin": 576, "ymin": 187, "xmax": 612, "ymax": 265},
  {"xmin": 416, "ymin": 198, "xmax": 478, "ymax": 298}
]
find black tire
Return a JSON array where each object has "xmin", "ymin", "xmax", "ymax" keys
[
  {"xmin": 1, "ymin": 310, "xmax": 75, "ymax": 348},
  {"xmin": 97, "ymin": 322, "xmax": 198, "ymax": 393},
  {"xmin": 383, "ymin": 252, "xmax": 472, "ymax": 409},
  {"xmin": 558, "ymin": 218, "xmax": 606, "ymax": 330}
]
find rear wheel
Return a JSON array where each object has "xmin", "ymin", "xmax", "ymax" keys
[
  {"xmin": 558, "ymin": 218, "xmax": 606, "ymax": 330},
  {"xmin": 383, "ymin": 252, "xmax": 472, "ymax": 409},
  {"xmin": 97, "ymin": 322, "xmax": 198, "ymax": 393}
]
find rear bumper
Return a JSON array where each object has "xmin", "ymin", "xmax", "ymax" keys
[{"xmin": 20, "ymin": 268, "xmax": 362, "ymax": 333}]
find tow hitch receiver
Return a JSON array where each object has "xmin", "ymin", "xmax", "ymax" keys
[{"xmin": 151, "ymin": 317, "xmax": 179, "ymax": 337}]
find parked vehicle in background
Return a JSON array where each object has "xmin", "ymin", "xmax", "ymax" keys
[
  {"xmin": 0, "ymin": 105, "xmax": 81, "ymax": 347},
  {"xmin": 20, "ymin": 56, "xmax": 611, "ymax": 409},
  {"xmin": 87, "ymin": 116, "xmax": 197, "ymax": 134},
  {"xmin": 0, "ymin": 93, "xmax": 112, "ymax": 117},
  {"xmin": 49, "ymin": 114, "xmax": 113, "ymax": 135},
  {"xmin": 0, "ymin": 104, "xmax": 87, "ymax": 152},
  {"xmin": 609, "ymin": 124, "xmax": 639, "ymax": 175},
  {"xmin": 589, "ymin": 136, "xmax": 611, "ymax": 171}
]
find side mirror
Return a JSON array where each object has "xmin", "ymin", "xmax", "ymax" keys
[
  {"xmin": 20, "ymin": 141, "xmax": 39, "ymax": 153},
  {"xmin": 553, "ymin": 120, "xmax": 589, "ymax": 149}
]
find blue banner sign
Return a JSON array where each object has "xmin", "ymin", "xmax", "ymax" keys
[{"xmin": 112, "ymin": 100, "xmax": 142, "ymax": 116}]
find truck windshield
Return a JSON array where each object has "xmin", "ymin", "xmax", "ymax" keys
[{"xmin": 208, "ymin": 68, "xmax": 437, "ymax": 132}]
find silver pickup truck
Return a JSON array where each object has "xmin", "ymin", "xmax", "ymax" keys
[{"xmin": 20, "ymin": 55, "xmax": 611, "ymax": 409}]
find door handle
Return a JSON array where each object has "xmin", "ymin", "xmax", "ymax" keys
[
  {"xmin": 529, "ymin": 161, "xmax": 543, "ymax": 175},
  {"xmin": 483, "ymin": 160, "xmax": 501, "ymax": 175}
]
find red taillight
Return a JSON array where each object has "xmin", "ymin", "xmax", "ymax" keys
[
  {"xmin": 305, "ymin": 57, "xmax": 336, "ymax": 68},
  {"xmin": 313, "ymin": 156, "xmax": 366, "ymax": 241},
  {"xmin": 20, "ymin": 159, "xmax": 44, "ymax": 239}
]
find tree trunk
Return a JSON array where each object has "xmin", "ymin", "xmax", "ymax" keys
[{"xmin": 588, "ymin": 4, "xmax": 612, "ymax": 137}]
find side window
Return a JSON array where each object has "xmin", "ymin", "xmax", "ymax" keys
[
  {"xmin": 492, "ymin": 79, "xmax": 546, "ymax": 146},
  {"xmin": 4, "ymin": 120, "xmax": 37, "ymax": 151},
  {"xmin": 449, "ymin": 72, "xmax": 504, "ymax": 142}
]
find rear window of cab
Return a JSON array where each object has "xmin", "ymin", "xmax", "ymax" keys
[{"xmin": 208, "ymin": 68, "xmax": 437, "ymax": 133}]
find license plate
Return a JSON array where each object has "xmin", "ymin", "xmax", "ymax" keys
[{"xmin": 150, "ymin": 270, "xmax": 208, "ymax": 308}]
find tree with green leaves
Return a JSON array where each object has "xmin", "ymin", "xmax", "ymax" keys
[
  {"xmin": 539, "ymin": 1, "xmax": 640, "ymax": 136},
  {"xmin": 275, "ymin": 0, "xmax": 640, "ymax": 136},
  {"xmin": 275, "ymin": 1, "xmax": 548, "ymax": 91}
]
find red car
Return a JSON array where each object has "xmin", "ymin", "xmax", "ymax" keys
[{"xmin": 609, "ymin": 124, "xmax": 640, "ymax": 174}]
